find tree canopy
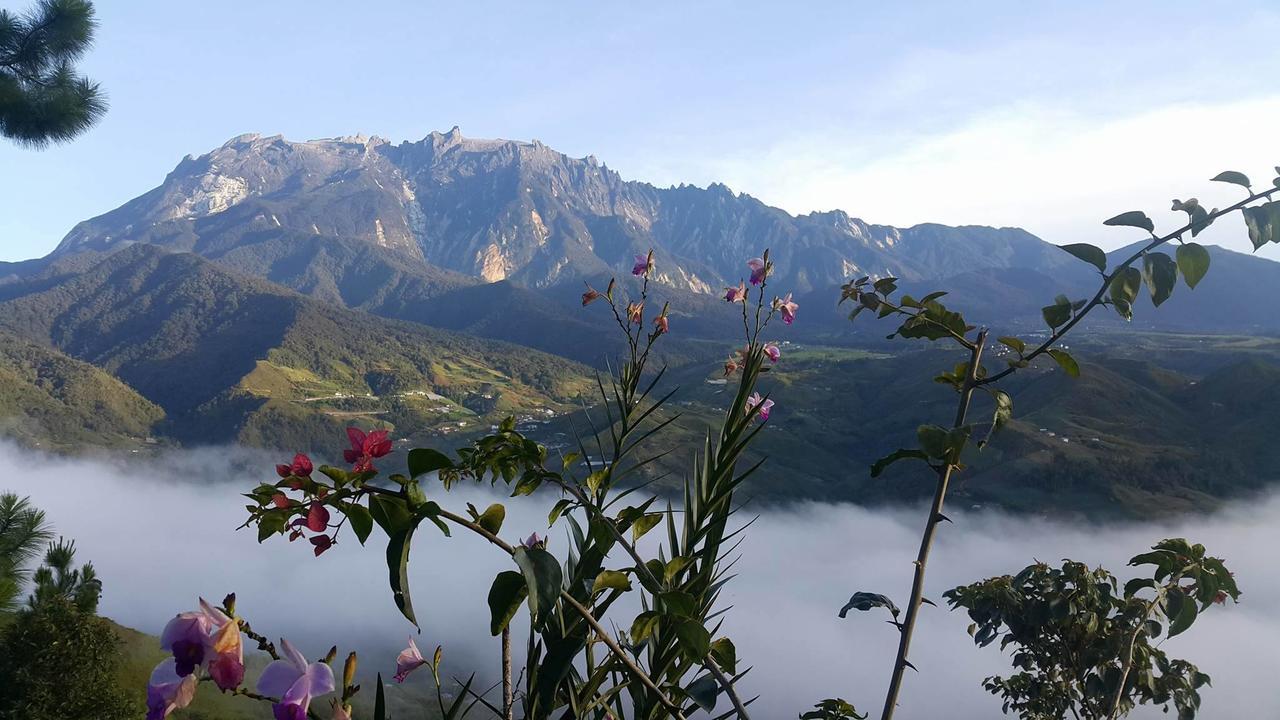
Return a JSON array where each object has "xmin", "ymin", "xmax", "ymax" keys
[{"xmin": 0, "ymin": 0, "xmax": 106, "ymax": 147}]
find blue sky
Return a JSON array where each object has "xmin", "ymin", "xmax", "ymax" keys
[{"xmin": 3, "ymin": 0, "xmax": 1280, "ymax": 261}]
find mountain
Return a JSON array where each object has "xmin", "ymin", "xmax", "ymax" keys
[
  {"xmin": 5, "ymin": 128, "xmax": 1280, "ymax": 514},
  {"xmin": 50, "ymin": 129, "xmax": 1073, "ymax": 296},
  {"xmin": 43, "ymin": 129, "xmax": 1280, "ymax": 352},
  {"xmin": 0, "ymin": 245, "xmax": 593, "ymax": 454},
  {"xmin": 0, "ymin": 331, "xmax": 162, "ymax": 450}
]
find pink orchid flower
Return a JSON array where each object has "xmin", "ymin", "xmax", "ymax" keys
[
  {"xmin": 146, "ymin": 658, "xmax": 198, "ymax": 720},
  {"xmin": 344, "ymin": 427, "xmax": 392, "ymax": 473},
  {"xmin": 775, "ymin": 293, "xmax": 798, "ymax": 325},
  {"xmin": 276, "ymin": 453, "xmax": 313, "ymax": 478},
  {"xmin": 654, "ymin": 314, "xmax": 668, "ymax": 334},
  {"xmin": 394, "ymin": 636, "xmax": 428, "ymax": 682},
  {"xmin": 520, "ymin": 532, "xmax": 544, "ymax": 549},
  {"xmin": 747, "ymin": 257, "xmax": 767, "ymax": 285},
  {"xmin": 746, "ymin": 392, "xmax": 775, "ymax": 422},
  {"xmin": 723, "ymin": 357, "xmax": 739, "ymax": 376},
  {"xmin": 258, "ymin": 638, "xmax": 336, "ymax": 720},
  {"xmin": 724, "ymin": 281, "xmax": 748, "ymax": 303},
  {"xmin": 632, "ymin": 252, "xmax": 653, "ymax": 276},
  {"xmin": 764, "ymin": 343, "xmax": 781, "ymax": 363}
]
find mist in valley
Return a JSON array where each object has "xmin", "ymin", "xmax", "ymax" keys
[{"xmin": 10, "ymin": 443, "xmax": 1276, "ymax": 720}]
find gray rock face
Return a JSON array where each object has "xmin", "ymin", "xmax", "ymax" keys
[{"xmin": 52, "ymin": 128, "xmax": 1075, "ymax": 295}]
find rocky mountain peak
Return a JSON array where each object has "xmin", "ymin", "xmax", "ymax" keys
[{"xmin": 51, "ymin": 128, "xmax": 1076, "ymax": 295}]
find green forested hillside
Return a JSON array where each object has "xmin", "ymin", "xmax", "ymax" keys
[
  {"xmin": 560, "ymin": 334, "xmax": 1280, "ymax": 518},
  {"xmin": 0, "ymin": 332, "xmax": 162, "ymax": 450},
  {"xmin": 0, "ymin": 245, "xmax": 594, "ymax": 455}
]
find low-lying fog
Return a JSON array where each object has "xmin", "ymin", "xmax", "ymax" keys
[{"xmin": 10, "ymin": 444, "xmax": 1275, "ymax": 719}]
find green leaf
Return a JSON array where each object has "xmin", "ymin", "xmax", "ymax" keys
[
  {"xmin": 585, "ymin": 469, "xmax": 608, "ymax": 494},
  {"xmin": 870, "ymin": 448, "xmax": 930, "ymax": 477},
  {"xmin": 675, "ymin": 619, "xmax": 711, "ymax": 659},
  {"xmin": 387, "ymin": 525, "xmax": 419, "ymax": 628},
  {"xmin": 630, "ymin": 611, "xmax": 661, "ymax": 643},
  {"xmin": 1041, "ymin": 297, "xmax": 1072, "ymax": 329},
  {"xmin": 591, "ymin": 570, "xmax": 632, "ymax": 595},
  {"xmin": 477, "ymin": 503, "xmax": 506, "ymax": 534},
  {"xmin": 1243, "ymin": 201, "xmax": 1280, "ymax": 250},
  {"xmin": 990, "ymin": 390, "xmax": 1013, "ymax": 433},
  {"xmin": 686, "ymin": 674, "xmax": 719, "ymax": 712},
  {"xmin": 1176, "ymin": 242, "xmax": 1211, "ymax": 289},
  {"xmin": 1046, "ymin": 348, "xmax": 1079, "ymax": 378},
  {"xmin": 487, "ymin": 570, "xmax": 528, "ymax": 636},
  {"xmin": 664, "ymin": 556, "xmax": 691, "ymax": 583},
  {"xmin": 1210, "ymin": 170, "xmax": 1251, "ymax": 189},
  {"xmin": 1103, "ymin": 210, "xmax": 1155, "ymax": 233},
  {"xmin": 257, "ymin": 510, "xmax": 286, "ymax": 543},
  {"xmin": 513, "ymin": 546, "xmax": 562, "ymax": 628},
  {"xmin": 560, "ymin": 451, "xmax": 580, "ymax": 470},
  {"xmin": 631, "ymin": 513, "xmax": 663, "ymax": 542},
  {"xmin": 710, "ymin": 637, "xmax": 737, "ymax": 674},
  {"xmin": 369, "ymin": 494, "xmax": 413, "ymax": 536},
  {"xmin": 1059, "ymin": 243, "xmax": 1108, "ymax": 272},
  {"xmin": 547, "ymin": 498, "xmax": 573, "ymax": 527},
  {"xmin": 998, "ymin": 336, "xmax": 1026, "ymax": 355},
  {"xmin": 660, "ymin": 591, "xmax": 698, "ymax": 618},
  {"xmin": 1124, "ymin": 577, "xmax": 1156, "ymax": 598},
  {"xmin": 838, "ymin": 592, "xmax": 900, "ymax": 618},
  {"xmin": 1167, "ymin": 586, "xmax": 1198, "ymax": 637},
  {"xmin": 1108, "ymin": 266, "xmax": 1142, "ymax": 321},
  {"xmin": 407, "ymin": 448, "xmax": 452, "ymax": 479},
  {"xmin": 345, "ymin": 503, "xmax": 374, "ymax": 545},
  {"xmin": 374, "ymin": 672, "xmax": 386, "ymax": 720},
  {"xmin": 916, "ymin": 425, "xmax": 950, "ymax": 459},
  {"xmin": 1142, "ymin": 251, "xmax": 1177, "ymax": 306},
  {"xmin": 317, "ymin": 465, "xmax": 349, "ymax": 486},
  {"xmin": 1172, "ymin": 198, "xmax": 1212, "ymax": 237}
]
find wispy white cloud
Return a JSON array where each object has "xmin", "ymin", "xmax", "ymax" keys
[
  {"xmin": 693, "ymin": 96, "xmax": 1280, "ymax": 259},
  {"xmin": 9, "ymin": 444, "xmax": 1279, "ymax": 719}
]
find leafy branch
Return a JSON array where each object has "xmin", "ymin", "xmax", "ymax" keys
[{"xmin": 840, "ymin": 168, "xmax": 1276, "ymax": 720}]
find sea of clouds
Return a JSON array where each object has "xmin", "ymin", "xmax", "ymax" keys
[{"xmin": 9, "ymin": 443, "xmax": 1276, "ymax": 719}]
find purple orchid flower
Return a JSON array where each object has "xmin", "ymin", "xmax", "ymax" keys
[
  {"xmin": 394, "ymin": 636, "xmax": 428, "ymax": 682},
  {"xmin": 257, "ymin": 638, "xmax": 336, "ymax": 720},
  {"xmin": 159, "ymin": 598, "xmax": 243, "ymax": 690},
  {"xmin": 764, "ymin": 343, "xmax": 781, "ymax": 363},
  {"xmin": 520, "ymin": 532, "xmax": 543, "ymax": 549},
  {"xmin": 146, "ymin": 658, "xmax": 198, "ymax": 720},
  {"xmin": 747, "ymin": 257, "xmax": 767, "ymax": 285},
  {"xmin": 632, "ymin": 251, "xmax": 654, "ymax": 276}
]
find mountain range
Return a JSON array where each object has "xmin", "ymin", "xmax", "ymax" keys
[{"xmin": 4, "ymin": 128, "xmax": 1280, "ymax": 512}]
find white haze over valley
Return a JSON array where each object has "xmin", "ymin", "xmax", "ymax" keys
[{"xmin": 11, "ymin": 444, "xmax": 1277, "ymax": 719}]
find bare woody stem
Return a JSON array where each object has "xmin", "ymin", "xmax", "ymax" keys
[
  {"xmin": 501, "ymin": 626, "xmax": 513, "ymax": 720},
  {"xmin": 978, "ymin": 185, "xmax": 1280, "ymax": 388},
  {"xmin": 1107, "ymin": 590, "xmax": 1166, "ymax": 719},
  {"xmin": 880, "ymin": 328, "xmax": 988, "ymax": 720},
  {"xmin": 225, "ymin": 686, "xmax": 323, "ymax": 720}
]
